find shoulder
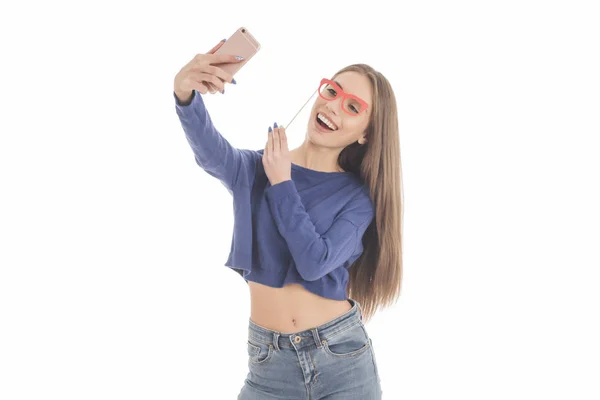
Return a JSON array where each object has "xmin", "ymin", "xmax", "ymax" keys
[
  {"xmin": 345, "ymin": 176, "xmax": 373, "ymax": 207},
  {"xmin": 338, "ymin": 181, "xmax": 374, "ymax": 226}
]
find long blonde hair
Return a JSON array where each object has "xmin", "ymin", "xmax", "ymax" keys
[{"xmin": 335, "ymin": 64, "xmax": 404, "ymax": 322}]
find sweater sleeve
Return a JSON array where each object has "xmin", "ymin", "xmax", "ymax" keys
[
  {"xmin": 174, "ymin": 89, "xmax": 258, "ymax": 192},
  {"xmin": 265, "ymin": 179, "xmax": 374, "ymax": 281}
]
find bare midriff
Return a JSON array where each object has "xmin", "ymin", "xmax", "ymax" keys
[{"xmin": 247, "ymin": 281, "xmax": 352, "ymax": 334}]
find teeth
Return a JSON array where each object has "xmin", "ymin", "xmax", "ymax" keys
[{"xmin": 317, "ymin": 113, "xmax": 337, "ymax": 130}]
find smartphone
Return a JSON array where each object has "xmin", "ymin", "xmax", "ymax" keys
[{"xmin": 213, "ymin": 27, "xmax": 261, "ymax": 76}]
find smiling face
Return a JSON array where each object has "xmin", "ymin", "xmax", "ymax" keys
[{"xmin": 307, "ymin": 71, "xmax": 373, "ymax": 148}]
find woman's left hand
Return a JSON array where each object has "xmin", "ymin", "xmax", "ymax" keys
[{"xmin": 263, "ymin": 122, "xmax": 292, "ymax": 186}]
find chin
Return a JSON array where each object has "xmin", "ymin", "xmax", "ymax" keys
[
  {"xmin": 306, "ymin": 127, "xmax": 324, "ymax": 144},
  {"xmin": 307, "ymin": 120, "xmax": 329, "ymax": 143}
]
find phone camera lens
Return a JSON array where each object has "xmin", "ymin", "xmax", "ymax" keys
[{"xmin": 242, "ymin": 29, "xmax": 246, "ymax": 33}]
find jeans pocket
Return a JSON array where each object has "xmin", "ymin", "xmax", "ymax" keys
[
  {"xmin": 321, "ymin": 323, "xmax": 371, "ymax": 358},
  {"xmin": 247, "ymin": 340, "xmax": 274, "ymax": 365}
]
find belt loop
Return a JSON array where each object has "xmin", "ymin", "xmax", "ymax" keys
[
  {"xmin": 312, "ymin": 328, "xmax": 322, "ymax": 349},
  {"xmin": 354, "ymin": 299, "xmax": 363, "ymax": 320},
  {"xmin": 273, "ymin": 332, "xmax": 280, "ymax": 351}
]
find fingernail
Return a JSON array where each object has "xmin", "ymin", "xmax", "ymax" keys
[
  {"xmin": 235, "ymin": 56, "xmax": 244, "ymax": 60},
  {"xmin": 221, "ymin": 88, "xmax": 225, "ymax": 94},
  {"xmin": 274, "ymin": 122, "xmax": 278, "ymax": 128},
  {"xmin": 221, "ymin": 38, "xmax": 226, "ymax": 42},
  {"xmin": 232, "ymin": 78, "xmax": 237, "ymax": 85},
  {"xmin": 268, "ymin": 126, "xmax": 272, "ymax": 133}
]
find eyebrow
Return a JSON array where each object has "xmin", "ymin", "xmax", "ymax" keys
[{"xmin": 334, "ymin": 80, "xmax": 344, "ymax": 91}]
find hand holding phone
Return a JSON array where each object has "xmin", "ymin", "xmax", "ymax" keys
[
  {"xmin": 174, "ymin": 45, "xmax": 242, "ymax": 101},
  {"xmin": 174, "ymin": 27, "xmax": 260, "ymax": 100}
]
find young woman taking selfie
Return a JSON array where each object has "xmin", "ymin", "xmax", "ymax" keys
[{"xmin": 173, "ymin": 38, "xmax": 403, "ymax": 400}]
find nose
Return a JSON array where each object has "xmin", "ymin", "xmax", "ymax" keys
[{"xmin": 326, "ymin": 96, "xmax": 343, "ymax": 116}]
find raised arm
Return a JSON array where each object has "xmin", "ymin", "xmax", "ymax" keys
[
  {"xmin": 175, "ymin": 89, "xmax": 258, "ymax": 191},
  {"xmin": 173, "ymin": 45, "xmax": 259, "ymax": 191}
]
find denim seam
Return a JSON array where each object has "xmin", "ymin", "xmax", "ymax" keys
[
  {"xmin": 322, "ymin": 320, "xmax": 362, "ymax": 341},
  {"xmin": 321, "ymin": 338, "xmax": 371, "ymax": 358},
  {"xmin": 307, "ymin": 348, "xmax": 318, "ymax": 385},
  {"xmin": 247, "ymin": 341, "xmax": 260, "ymax": 356}
]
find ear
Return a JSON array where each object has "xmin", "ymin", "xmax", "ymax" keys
[{"xmin": 358, "ymin": 134, "xmax": 368, "ymax": 145}]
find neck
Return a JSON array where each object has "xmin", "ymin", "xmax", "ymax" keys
[{"xmin": 290, "ymin": 142, "xmax": 345, "ymax": 173}]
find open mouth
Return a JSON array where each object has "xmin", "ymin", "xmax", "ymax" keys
[{"xmin": 316, "ymin": 113, "xmax": 338, "ymax": 131}]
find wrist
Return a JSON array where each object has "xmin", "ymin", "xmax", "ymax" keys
[
  {"xmin": 271, "ymin": 177, "xmax": 291, "ymax": 186},
  {"xmin": 174, "ymin": 90, "xmax": 194, "ymax": 106}
]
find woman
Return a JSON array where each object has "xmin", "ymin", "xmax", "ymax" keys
[{"xmin": 174, "ymin": 39, "xmax": 403, "ymax": 400}]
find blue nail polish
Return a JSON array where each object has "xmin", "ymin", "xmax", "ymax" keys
[
  {"xmin": 269, "ymin": 126, "xmax": 272, "ymax": 133},
  {"xmin": 274, "ymin": 122, "xmax": 278, "ymax": 128},
  {"xmin": 221, "ymin": 88, "xmax": 225, "ymax": 94},
  {"xmin": 232, "ymin": 78, "xmax": 237, "ymax": 85}
]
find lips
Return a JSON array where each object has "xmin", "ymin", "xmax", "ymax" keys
[
  {"xmin": 315, "ymin": 120, "xmax": 337, "ymax": 135},
  {"xmin": 316, "ymin": 111, "xmax": 339, "ymax": 131}
]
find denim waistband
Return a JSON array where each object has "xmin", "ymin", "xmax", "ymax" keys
[{"xmin": 247, "ymin": 298, "xmax": 364, "ymax": 351}]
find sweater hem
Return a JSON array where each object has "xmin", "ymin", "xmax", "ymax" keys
[{"xmin": 224, "ymin": 262, "xmax": 348, "ymax": 301}]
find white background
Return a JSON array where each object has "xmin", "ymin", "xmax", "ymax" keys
[{"xmin": 1, "ymin": 0, "xmax": 599, "ymax": 399}]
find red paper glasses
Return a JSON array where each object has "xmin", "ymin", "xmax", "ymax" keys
[{"xmin": 318, "ymin": 78, "xmax": 369, "ymax": 116}]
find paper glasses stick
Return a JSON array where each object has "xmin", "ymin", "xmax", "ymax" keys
[{"xmin": 284, "ymin": 87, "xmax": 319, "ymax": 130}]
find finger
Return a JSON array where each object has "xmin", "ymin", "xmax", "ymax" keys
[
  {"xmin": 207, "ymin": 53, "xmax": 245, "ymax": 65},
  {"xmin": 264, "ymin": 137, "xmax": 269, "ymax": 160},
  {"xmin": 188, "ymin": 65, "xmax": 234, "ymax": 90},
  {"xmin": 188, "ymin": 70, "xmax": 219, "ymax": 93},
  {"xmin": 279, "ymin": 126, "xmax": 288, "ymax": 150},
  {"xmin": 267, "ymin": 126, "xmax": 273, "ymax": 155},
  {"xmin": 192, "ymin": 76, "xmax": 216, "ymax": 94},
  {"xmin": 207, "ymin": 39, "xmax": 226, "ymax": 54},
  {"xmin": 205, "ymin": 65, "xmax": 235, "ymax": 84},
  {"xmin": 197, "ymin": 73, "xmax": 225, "ymax": 93},
  {"xmin": 205, "ymin": 82, "xmax": 219, "ymax": 93},
  {"xmin": 190, "ymin": 81, "xmax": 209, "ymax": 94},
  {"xmin": 273, "ymin": 126, "xmax": 281, "ymax": 153}
]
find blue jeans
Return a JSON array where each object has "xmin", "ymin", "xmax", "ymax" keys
[{"xmin": 237, "ymin": 298, "xmax": 383, "ymax": 399}]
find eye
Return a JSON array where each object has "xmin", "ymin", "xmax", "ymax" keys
[
  {"xmin": 350, "ymin": 105, "xmax": 359, "ymax": 113},
  {"xmin": 327, "ymin": 88, "xmax": 337, "ymax": 96}
]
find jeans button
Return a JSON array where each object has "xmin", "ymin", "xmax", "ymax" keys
[{"xmin": 294, "ymin": 336, "xmax": 302, "ymax": 343}]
